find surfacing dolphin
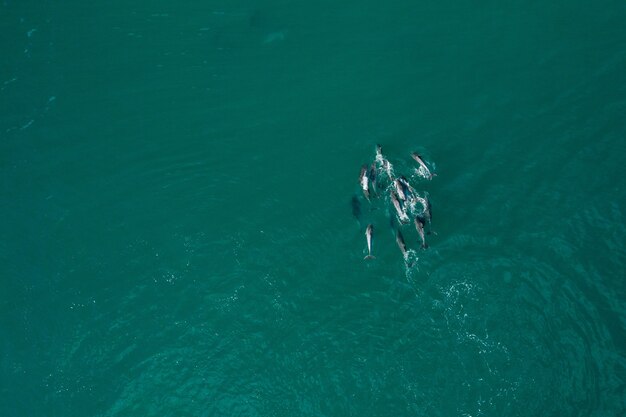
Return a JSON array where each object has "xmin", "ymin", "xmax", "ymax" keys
[
  {"xmin": 397, "ymin": 176, "xmax": 415, "ymax": 199},
  {"xmin": 369, "ymin": 162, "xmax": 378, "ymax": 196},
  {"xmin": 376, "ymin": 144, "xmax": 394, "ymax": 181},
  {"xmin": 364, "ymin": 224, "xmax": 375, "ymax": 260},
  {"xmin": 394, "ymin": 178, "xmax": 407, "ymax": 201},
  {"xmin": 413, "ymin": 194, "xmax": 432, "ymax": 225},
  {"xmin": 375, "ymin": 144, "xmax": 384, "ymax": 165},
  {"xmin": 411, "ymin": 152, "xmax": 435, "ymax": 180},
  {"xmin": 390, "ymin": 189, "xmax": 409, "ymax": 224},
  {"xmin": 359, "ymin": 164, "xmax": 370, "ymax": 201},
  {"xmin": 414, "ymin": 215, "xmax": 428, "ymax": 249}
]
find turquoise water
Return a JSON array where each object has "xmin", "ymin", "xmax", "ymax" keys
[{"xmin": 2, "ymin": 1, "xmax": 625, "ymax": 416}]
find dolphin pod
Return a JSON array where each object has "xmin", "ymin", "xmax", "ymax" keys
[{"xmin": 356, "ymin": 144, "xmax": 436, "ymax": 262}]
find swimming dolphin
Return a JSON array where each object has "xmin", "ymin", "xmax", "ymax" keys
[
  {"xmin": 390, "ymin": 190, "xmax": 409, "ymax": 223},
  {"xmin": 351, "ymin": 195, "xmax": 361, "ymax": 221},
  {"xmin": 359, "ymin": 164, "xmax": 370, "ymax": 201},
  {"xmin": 414, "ymin": 194, "xmax": 432, "ymax": 224},
  {"xmin": 382, "ymin": 160, "xmax": 394, "ymax": 181},
  {"xmin": 395, "ymin": 229, "xmax": 408, "ymax": 258},
  {"xmin": 364, "ymin": 224, "xmax": 375, "ymax": 260},
  {"xmin": 375, "ymin": 144, "xmax": 384, "ymax": 164},
  {"xmin": 414, "ymin": 216, "xmax": 428, "ymax": 249},
  {"xmin": 411, "ymin": 152, "xmax": 435, "ymax": 179},
  {"xmin": 375, "ymin": 144, "xmax": 394, "ymax": 181},
  {"xmin": 369, "ymin": 162, "xmax": 378, "ymax": 196},
  {"xmin": 422, "ymin": 195, "xmax": 432, "ymax": 224},
  {"xmin": 397, "ymin": 176, "xmax": 415, "ymax": 199},
  {"xmin": 394, "ymin": 178, "xmax": 407, "ymax": 201}
]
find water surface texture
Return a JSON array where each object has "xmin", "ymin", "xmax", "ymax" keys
[{"xmin": 2, "ymin": 1, "xmax": 625, "ymax": 416}]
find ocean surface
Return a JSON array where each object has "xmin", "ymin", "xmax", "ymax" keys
[{"xmin": 2, "ymin": 1, "xmax": 625, "ymax": 416}]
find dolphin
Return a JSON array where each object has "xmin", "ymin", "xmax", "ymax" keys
[
  {"xmin": 414, "ymin": 194, "xmax": 432, "ymax": 224},
  {"xmin": 359, "ymin": 164, "xmax": 370, "ymax": 201},
  {"xmin": 390, "ymin": 190, "xmax": 409, "ymax": 223},
  {"xmin": 382, "ymin": 159, "xmax": 394, "ymax": 181},
  {"xmin": 394, "ymin": 178, "xmax": 407, "ymax": 201},
  {"xmin": 375, "ymin": 144, "xmax": 394, "ymax": 181},
  {"xmin": 411, "ymin": 152, "xmax": 435, "ymax": 179},
  {"xmin": 364, "ymin": 224, "xmax": 375, "ymax": 259},
  {"xmin": 395, "ymin": 229, "xmax": 408, "ymax": 258},
  {"xmin": 398, "ymin": 176, "xmax": 415, "ymax": 199},
  {"xmin": 351, "ymin": 195, "xmax": 361, "ymax": 221},
  {"xmin": 414, "ymin": 216, "xmax": 428, "ymax": 249},
  {"xmin": 375, "ymin": 144, "xmax": 384, "ymax": 164},
  {"xmin": 422, "ymin": 195, "xmax": 432, "ymax": 224},
  {"xmin": 369, "ymin": 162, "xmax": 378, "ymax": 196}
]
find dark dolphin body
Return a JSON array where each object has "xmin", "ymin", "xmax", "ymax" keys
[
  {"xmin": 414, "ymin": 215, "xmax": 428, "ymax": 249},
  {"xmin": 422, "ymin": 195, "xmax": 432, "ymax": 224},
  {"xmin": 395, "ymin": 229, "xmax": 408, "ymax": 258},
  {"xmin": 369, "ymin": 162, "xmax": 378, "ymax": 196},
  {"xmin": 351, "ymin": 195, "xmax": 361, "ymax": 221}
]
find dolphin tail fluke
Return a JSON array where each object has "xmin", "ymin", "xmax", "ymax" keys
[
  {"xmin": 364, "ymin": 255, "xmax": 376, "ymax": 260},
  {"xmin": 421, "ymin": 243, "xmax": 429, "ymax": 250}
]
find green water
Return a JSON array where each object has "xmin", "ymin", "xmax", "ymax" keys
[{"xmin": 2, "ymin": 1, "xmax": 625, "ymax": 416}]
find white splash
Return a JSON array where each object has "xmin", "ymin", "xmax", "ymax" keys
[{"xmin": 415, "ymin": 165, "xmax": 431, "ymax": 179}]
